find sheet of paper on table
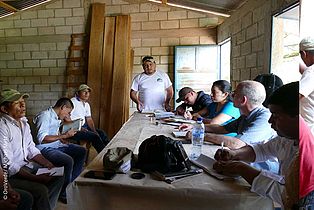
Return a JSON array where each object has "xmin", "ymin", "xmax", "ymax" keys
[
  {"xmin": 164, "ymin": 117, "xmax": 195, "ymax": 124},
  {"xmin": 172, "ymin": 131, "xmax": 188, "ymax": 138}
]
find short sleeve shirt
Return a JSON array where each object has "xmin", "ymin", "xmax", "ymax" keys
[
  {"xmin": 207, "ymin": 101, "xmax": 240, "ymax": 125},
  {"xmin": 131, "ymin": 70, "xmax": 172, "ymax": 111},
  {"xmin": 71, "ymin": 96, "xmax": 91, "ymax": 125},
  {"xmin": 300, "ymin": 65, "xmax": 314, "ymax": 133},
  {"xmin": 223, "ymin": 106, "xmax": 277, "ymax": 145}
]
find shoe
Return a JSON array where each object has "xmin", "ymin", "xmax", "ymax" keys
[{"xmin": 59, "ymin": 196, "xmax": 67, "ymax": 204}]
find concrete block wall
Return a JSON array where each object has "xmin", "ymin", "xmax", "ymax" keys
[
  {"xmin": 0, "ymin": 0, "xmax": 219, "ymax": 116},
  {"xmin": 0, "ymin": 0, "xmax": 88, "ymax": 116},
  {"xmin": 217, "ymin": 0, "xmax": 298, "ymax": 88}
]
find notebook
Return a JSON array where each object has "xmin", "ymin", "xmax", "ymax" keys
[
  {"xmin": 60, "ymin": 119, "xmax": 83, "ymax": 134},
  {"xmin": 190, "ymin": 154, "xmax": 239, "ymax": 180}
]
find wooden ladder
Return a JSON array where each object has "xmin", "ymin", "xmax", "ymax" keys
[{"xmin": 66, "ymin": 33, "xmax": 87, "ymax": 97}]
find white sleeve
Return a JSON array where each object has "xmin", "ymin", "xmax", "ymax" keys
[
  {"xmin": 253, "ymin": 136, "xmax": 280, "ymax": 162},
  {"xmin": 131, "ymin": 74, "xmax": 140, "ymax": 91},
  {"xmin": 300, "ymin": 69, "xmax": 314, "ymax": 98},
  {"xmin": 85, "ymin": 103, "xmax": 92, "ymax": 117},
  {"xmin": 251, "ymin": 170, "xmax": 285, "ymax": 207},
  {"xmin": 162, "ymin": 72, "xmax": 172, "ymax": 89}
]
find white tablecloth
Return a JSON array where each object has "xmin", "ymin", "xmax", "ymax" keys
[{"xmin": 67, "ymin": 112, "xmax": 273, "ymax": 210}]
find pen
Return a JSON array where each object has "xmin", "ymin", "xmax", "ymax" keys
[{"xmin": 221, "ymin": 141, "xmax": 224, "ymax": 151}]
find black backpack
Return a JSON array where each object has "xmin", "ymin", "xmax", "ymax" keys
[
  {"xmin": 254, "ymin": 73, "xmax": 283, "ymax": 107},
  {"xmin": 137, "ymin": 135, "xmax": 190, "ymax": 173}
]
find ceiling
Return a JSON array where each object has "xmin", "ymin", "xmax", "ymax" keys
[
  {"xmin": 0, "ymin": 0, "xmax": 248, "ymax": 22},
  {"xmin": 0, "ymin": 0, "xmax": 52, "ymax": 18}
]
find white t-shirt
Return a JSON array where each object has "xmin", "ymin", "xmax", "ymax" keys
[
  {"xmin": 70, "ymin": 96, "xmax": 91, "ymax": 125},
  {"xmin": 300, "ymin": 64, "xmax": 314, "ymax": 133},
  {"xmin": 131, "ymin": 70, "xmax": 172, "ymax": 112}
]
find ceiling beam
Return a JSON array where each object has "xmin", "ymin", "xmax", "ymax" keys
[{"xmin": 0, "ymin": 1, "xmax": 18, "ymax": 12}]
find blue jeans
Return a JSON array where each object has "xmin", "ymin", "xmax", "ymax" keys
[
  {"xmin": 298, "ymin": 190, "xmax": 314, "ymax": 210},
  {"xmin": 71, "ymin": 128, "xmax": 109, "ymax": 153},
  {"xmin": 40, "ymin": 144, "xmax": 86, "ymax": 198},
  {"xmin": 10, "ymin": 164, "xmax": 64, "ymax": 210}
]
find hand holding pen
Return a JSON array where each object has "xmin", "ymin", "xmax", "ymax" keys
[{"xmin": 214, "ymin": 141, "xmax": 234, "ymax": 161}]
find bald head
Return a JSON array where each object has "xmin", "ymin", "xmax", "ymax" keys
[{"xmin": 237, "ymin": 80, "xmax": 266, "ymax": 106}]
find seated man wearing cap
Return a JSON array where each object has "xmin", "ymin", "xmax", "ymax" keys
[
  {"xmin": 175, "ymin": 87, "xmax": 212, "ymax": 119},
  {"xmin": 0, "ymin": 89, "xmax": 64, "ymax": 210},
  {"xmin": 130, "ymin": 56, "xmax": 173, "ymax": 112},
  {"xmin": 299, "ymin": 36, "xmax": 314, "ymax": 134},
  {"xmin": 69, "ymin": 84, "xmax": 109, "ymax": 153}
]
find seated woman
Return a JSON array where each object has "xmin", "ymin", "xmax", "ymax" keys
[
  {"xmin": 205, "ymin": 80, "xmax": 240, "ymax": 125},
  {"xmin": 186, "ymin": 80, "xmax": 240, "ymax": 125}
]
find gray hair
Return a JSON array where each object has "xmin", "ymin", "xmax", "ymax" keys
[{"xmin": 237, "ymin": 80, "xmax": 266, "ymax": 106}]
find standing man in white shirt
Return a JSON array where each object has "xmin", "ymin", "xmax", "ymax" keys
[
  {"xmin": 299, "ymin": 37, "xmax": 314, "ymax": 134},
  {"xmin": 130, "ymin": 56, "xmax": 173, "ymax": 112}
]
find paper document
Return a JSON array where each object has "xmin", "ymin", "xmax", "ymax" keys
[
  {"xmin": 36, "ymin": 166, "xmax": 64, "ymax": 176},
  {"xmin": 154, "ymin": 111, "xmax": 175, "ymax": 119},
  {"xmin": 160, "ymin": 122, "xmax": 181, "ymax": 127},
  {"xmin": 190, "ymin": 154, "xmax": 239, "ymax": 180},
  {"xmin": 164, "ymin": 118, "xmax": 195, "ymax": 124},
  {"xmin": 60, "ymin": 119, "xmax": 83, "ymax": 134},
  {"xmin": 172, "ymin": 131, "xmax": 188, "ymax": 138}
]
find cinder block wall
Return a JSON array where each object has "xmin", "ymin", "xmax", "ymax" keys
[
  {"xmin": 217, "ymin": 0, "xmax": 298, "ymax": 88},
  {"xmin": 1, "ymin": 0, "xmax": 297, "ymax": 116},
  {"xmin": 0, "ymin": 0, "xmax": 219, "ymax": 116},
  {"xmin": 0, "ymin": 0, "xmax": 87, "ymax": 116}
]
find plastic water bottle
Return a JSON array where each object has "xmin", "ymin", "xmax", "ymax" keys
[{"xmin": 190, "ymin": 117, "xmax": 205, "ymax": 160}]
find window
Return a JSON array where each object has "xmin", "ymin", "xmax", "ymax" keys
[
  {"xmin": 219, "ymin": 39, "xmax": 231, "ymax": 81},
  {"xmin": 173, "ymin": 42, "xmax": 231, "ymax": 108},
  {"xmin": 271, "ymin": 3, "xmax": 300, "ymax": 83}
]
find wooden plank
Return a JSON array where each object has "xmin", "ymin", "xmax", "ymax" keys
[
  {"xmin": 99, "ymin": 17, "xmax": 116, "ymax": 134},
  {"xmin": 0, "ymin": 2, "xmax": 18, "ymax": 12},
  {"xmin": 87, "ymin": 3, "xmax": 105, "ymax": 127},
  {"xmin": 132, "ymin": 27, "xmax": 217, "ymax": 39},
  {"xmin": 108, "ymin": 15, "xmax": 131, "ymax": 138},
  {"xmin": 125, "ymin": 49, "xmax": 134, "ymax": 121}
]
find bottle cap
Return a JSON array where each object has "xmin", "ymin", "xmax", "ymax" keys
[{"xmin": 196, "ymin": 117, "xmax": 203, "ymax": 122}]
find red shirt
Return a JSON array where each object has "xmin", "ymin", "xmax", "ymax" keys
[{"xmin": 299, "ymin": 116, "xmax": 314, "ymax": 198}]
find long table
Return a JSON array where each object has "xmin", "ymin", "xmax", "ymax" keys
[{"xmin": 67, "ymin": 112, "xmax": 273, "ymax": 210}]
